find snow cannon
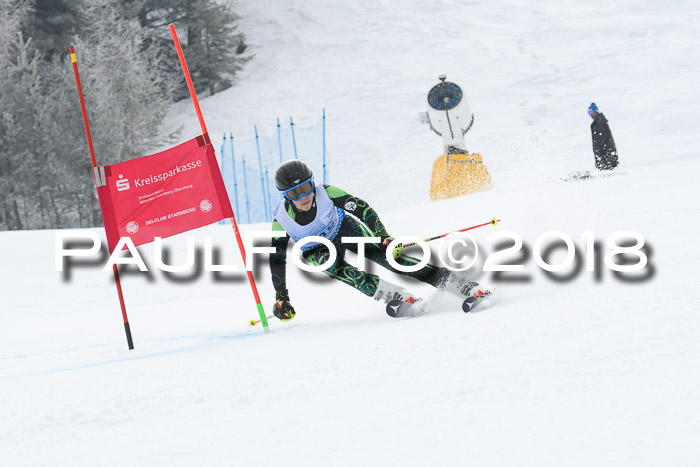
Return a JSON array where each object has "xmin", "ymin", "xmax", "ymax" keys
[{"xmin": 424, "ymin": 75, "xmax": 492, "ymax": 201}]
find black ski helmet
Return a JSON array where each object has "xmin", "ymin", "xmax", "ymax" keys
[{"xmin": 275, "ymin": 160, "xmax": 313, "ymax": 191}]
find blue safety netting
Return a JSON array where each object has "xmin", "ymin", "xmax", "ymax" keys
[{"xmin": 219, "ymin": 112, "xmax": 328, "ymax": 224}]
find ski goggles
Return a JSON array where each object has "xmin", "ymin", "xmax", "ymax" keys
[{"xmin": 281, "ymin": 176, "xmax": 315, "ymax": 202}]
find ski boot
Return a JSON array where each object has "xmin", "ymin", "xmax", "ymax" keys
[
  {"xmin": 440, "ymin": 273, "xmax": 484, "ymax": 298},
  {"xmin": 441, "ymin": 273, "xmax": 493, "ymax": 312},
  {"xmin": 373, "ymin": 278, "xmax": 419, "ymax": 304}
]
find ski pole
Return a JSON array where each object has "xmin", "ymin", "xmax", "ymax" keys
[
  {"xmin": 249, "ymin": 314, "xmax": 275, "ymax": 327},
  {"xmin": 402, "ymin": 218, "xmax": 500, "ymax": 248}
]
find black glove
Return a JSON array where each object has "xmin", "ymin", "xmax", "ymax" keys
[{"xmin": 273, "ymin": 289, "xmax": 296, "ymax": 321}]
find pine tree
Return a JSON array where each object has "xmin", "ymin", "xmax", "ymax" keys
[
  {"xmin": 0, "ymin": 0, "xmax": 35, "ymax": 229},
  {"xmin": 71, "ymin": 0, "xmax": 178, "ymax": 164},
  {"xmin": 22, "ymin": 0, "xmax": 82, "ymax": 60},
  {"xmin": 0, "ymin": 27, "xmax": 92, "ymax": 229},
  {"xmin": 1, "ymin": 0, "xmax": 249, "ymax": 230},
  {"xmin": 1, "ymin": 0, "xmax": 181, "ymax": 230},
  {"xmin": 121, "ymin": 0, "xmax": 250, "ymax": 98}
]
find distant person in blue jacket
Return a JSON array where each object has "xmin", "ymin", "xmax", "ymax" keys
[{"xmin": 588, "ymin": 102, "xmax": 619, "ymax": 170}]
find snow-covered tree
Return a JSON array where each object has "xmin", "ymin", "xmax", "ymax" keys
[
  {"xmin": 121, "ymin": 0, "xmax": 250, "ymax": 99},
  {"xmin": 0, "ymin": 0, "xmax": 37, "ymax": 229},
  {"xmin": 1, "ymin": 0, "xmax": 180, "ymax": 230},
  {"xmin": 21, "ymin": 0, "xmax": 81, "ymax": 60},
  {"xmin": 72, "ymin": 0, "xmax": 178, "ymax": 164}
]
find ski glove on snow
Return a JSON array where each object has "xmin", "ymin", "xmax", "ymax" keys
[
  {"xmin": 273, "ymin": 289, "xmax": 296, "ymax": 321},
  {"xmin": 380, "ymin": 235, "xmax": 404, "ymax": 260}
]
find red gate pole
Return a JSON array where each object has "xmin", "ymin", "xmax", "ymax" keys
[
  {"xmin": 169, "ymin": 24, "xmax": 270, "ymax": 332},
  {"xmin": 69, "ymin": 46, "xmax": 135, "ymax": 350}
]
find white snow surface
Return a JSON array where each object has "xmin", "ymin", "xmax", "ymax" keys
[{"xmin": 2, "ymin": 1, "xmax": 700, "ymax": 465}]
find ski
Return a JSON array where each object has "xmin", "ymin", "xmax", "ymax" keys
[
  {"xmin": 561, "ymin": 170, "xmax": 627, "ymax": 182},
  {"xmin": 386, "ymin": 290, "xmax": 494, "ymax": 318},
  {"xmin": 461, "ymin": 289, "xmax": 494, "ymax": 313},
  {"xmin": 386, "ymin": 299, "xmax": 425, "ymax": 318}
]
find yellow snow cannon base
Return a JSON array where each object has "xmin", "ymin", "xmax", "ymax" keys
[{"xmin": 430, "ymin": 152, "xmax": 493, "ymax": 201}]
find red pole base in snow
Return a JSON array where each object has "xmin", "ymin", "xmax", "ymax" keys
[{"xmin": 124, "ymin": 323, "xmax": 134, "ymax": 350}]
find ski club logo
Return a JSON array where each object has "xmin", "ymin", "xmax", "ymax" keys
[
  {"xmin": 116, "ymin": 174, "xmax": 131, "ymax": 192},
  {"xmin": 344, "ymin": 201, "xmax": 357, "ymax": 211},
  {"xmin": 199, "ymin": 199, "xmax": 213, "ymax": 213},
  {"xmin": 126, "ymin": 221, "xmax": 139, "ymax": 234}
]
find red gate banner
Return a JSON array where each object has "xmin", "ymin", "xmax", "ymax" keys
[{"xmin": 95, "ymin": 134, "xmax": 233, "ymax": 252}]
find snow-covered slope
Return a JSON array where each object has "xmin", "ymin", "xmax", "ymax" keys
[
  {"xmin": 167, "ymin": 0, "xmax": 700, "ymax": 208},
  {"xmin": 2, "ymin": 1, "xmax": 699, "ymax": 466}
]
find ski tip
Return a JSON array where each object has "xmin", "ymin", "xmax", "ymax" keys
[
  {"xmin": 462, "ymin": 296, "xmax": 479, "ymax": 313},
  {"xmin": 386, "ymin": 298, "xmax": 425, "ymax": 318},
  {"xmin": 462, "ymin": 289, "xmax": 494, "ymax": 313},
  {"xmin": 386, "ymin": 299, "xmax": 405, "ymax": 318}
]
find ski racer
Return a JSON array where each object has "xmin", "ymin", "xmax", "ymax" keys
[
  {"xmin": 588, "ymin": 102, "xmax": 619, "ymax": 170},
  {"xmin": 268, "ymin": 159, "xmax": 486, "ymax": 321}
]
